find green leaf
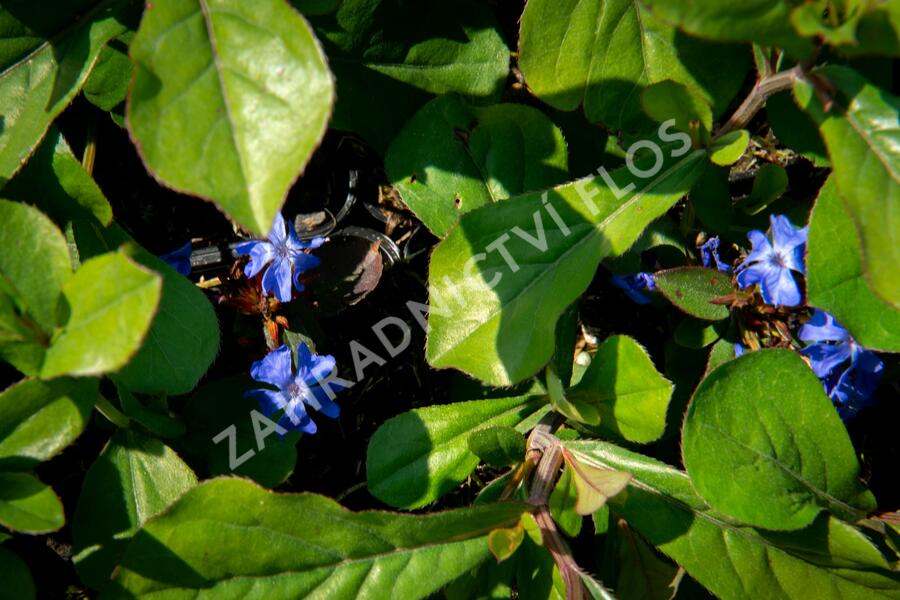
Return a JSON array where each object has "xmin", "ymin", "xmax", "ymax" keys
[
  {"xmin": 72, "ymin": 222, "xmax": 220, "ymax": 394},
  {"xmin": 565, "ymin": 439, "xmax": 900, "ymax": 600},
  {"xmin": 606, "ymin": 519, "xmax": 680, "ymax": 600},
  {"xmin": 426, "ymin": 149, "xmax": 707, "ymax": 386},
  {"xmin": 181, "ymin": 376, "xmax": 299, "ymax": 488},
  {"xmin": 518, "ymin": 0, "xmax": 748, "ymax": 131},
  {"xmin": 0, "ymin": 377, "xmax": 97, "ymax": 470},
  {"xmin": 127, "ymin": 0, "xmax": 334, "ymax": 235},
  {"xmin": 639, "ymin": 0, "xmax": 813, "ymax": 57},
  {"xmin": 468, "ymin": 426, "xmax": 526, "ymax": 468},
  {"xmin": 690, "ymin": 165, "xmax": 733, "ymax": 233},
  {"xmin": 0, "ymin": 199, "xmax": 71, "ymax": 334},
  {"xmin": 488, "ymin": 521, "xmax": 525, "ymax": 562},
  {"xmin": 0, "ymin": 0, "xmax": 135, "ymax": 181},
  {"xmin": 117, "ymin": 385, "xmax": 185, "ymax": 439},
  {"xmin": 708, "ymin": 130, "xmax": 750, "ymax": 166},
  {"xmin": 767, "ymin": 91, "xmax": 830, "ymax": 167},
  {"xmin": 568, "ymin": 335, "xmax": 673, "ymax": 444},
  {"xmin": 0, "ymin": 472, "xmax": 64, "ymax": 534},
  {"xmin": 807, "ymin": 176, "xmax": 900, "ymax": 352},
  {"xmin": 641, "ymin": 80, "xmax": 713, "ymax": 137},
  {"xmin": 385, "ymin": 95, "xmax": 569, "ymax": 237},
  {"xmin": 674, "ymin": 318, "xmax": 721, "ymax": 349},
  {"xmin": 549, "ymin": 465, "xmax": 583, "ymax": 538},
  {"xmin": 794, "ymin": 65, "xmax": 900, "ymax": 308},
  {"xmin": 41, "ymin": 252, "xmax": 162, "ymax": 379},
  {"xmin": 654, "ymin": 267, "xmax": 733, "ymax": 321},
  {"xmin": 683, "ymin": 349, "xmax": 875, "ymax": 530},
  {"xmin": 3, "ymin": 127, "xmax": 113, "ymax": 226},
  {"xmin": 83, "ymin": 34, "xmax": 133, "ymax": 111},
  {"xmin": 105, "ymin": 477, "xmax": 529, "ymax": 599},
  {"xmin": 740, "ymin": 163, "xmax": 788, "ymax": 215},
  {"xmin": 310, "ymin": 0, "xmax": 509, "ymax": 152},
  {"xmin": 0, "ymin": 546, "xmax": 36, "ymax": 600},
  {"xmin": 366, "ymin": 391, "xmax": 546, "ymax": 509},
  {"xmin": 563, "ymin": 450, "xmax": 632, "ymax": 515},
  {"xmin": 72, "ymin": 429, "xmax": 197, "ymax": 590}
]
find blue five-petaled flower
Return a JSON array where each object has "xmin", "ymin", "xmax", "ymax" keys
[
  {"xmin": 235, "ymin": 212, "xmax": 324, "ymax": 303},
  {"xmin": 610, "ymin": 272, "xmax": 656, "ymax": 305},
  {"xmin": 245, "ymin": 343, "xmax": 344, "ymax": 434},
  {"xmin": 735, "ymin": 214, "xmax": 808, "ymax": 307},
  {"xmin": 700, "ymin": 236, "xmax": 731, "ymax": 273},
  {"xmin": 799, "ymin": 310, "xmax": 884, "ymax": 419}
]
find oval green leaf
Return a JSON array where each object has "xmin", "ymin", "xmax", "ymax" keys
[
  {"xmin": 0, "ymin": 472, "xmax": 64, "ymax": 534},
  {"xmin": 654, "ymin": 266, "xmax": 734, "ymax": 321}
]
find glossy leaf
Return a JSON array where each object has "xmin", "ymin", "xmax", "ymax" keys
[
  {"xmin": 674, "ymin": 318, "xmax": 721, "ymax": 349},
  {"xmin": 3, "ymin": 127, "xmax": 113, "ymax": 226},
  {"xmin": 641, "ymin": 80, "xmax": 713, "ymax": 137},
  {"xmin": 606, "ymin": 519, "xmax": 680, "ymax": 600},
  {"xmin": 181, "ymin": 376, "xmax": 299, "ymax": 488},
  {"xmin": 683, "ymin": 349, "xmax": 875, "ymax": 530},
  {"xmin": 568, "ymin": 335, "xmax": 673, "ymax": 444},
  {"xmin": 41, "ymin": 252, "xmax": 162, "ymax": 379},
  {"xmin": 467, "ymin": 426, "xmax": 526, "ymax": 468},
  {"xmin": 655, "ymin": 267, "xmax": 733, "ymax": 321},
  {"xmin": 367, "ymin": 391, "xmax": 546, "ymax": 509},
  {"xmin": 0, "ymin": 472, "xmax": 64, "ymax": 534},
  {"xmin": 105, "ymin": 478, "xmax": 529, "ymax": 599},
  {"xmin": 117, "ymin": 385, "xmax": 185, "ymax": 439},
  {"xmin": 73, "ymin": 429, "xmax": 197, "ymax": 590},
  {"xmin": 0, "ymin": 377, "xmax": 97, "ymax": 470},
  {"xmin": 549, "ymin": 464, "xmax": 582, "ymax": 538},
  {"xmin": 488, "ymin": 521, "xmax": 525, "ymax": 562},
  {"xmin": 566, "ymin": 440, "xmax": 900, "ymax": 600},
  {"xmin": 83, "ymin": 35, "xmax": 133, "ymax": 112},
  {"xmin": 0, "ymin": 0, "xmax": 134, "ymax": 181},
  {"xmin": 741, "ymin": 163, "xmax": 788, "ymax": 215},
  {"xmin": 385, "ymin": 95, "xmax": 569, "ymax": 237},
  {"xmin": 0, "ymin": 199, "xmax": 71, "ymax": 334},
  {"xmin": 310, "ymin": 0, "xmax": 509, "ymax": 152},
  {"xmin": 72, "ymin": 222, "xmax": 220, "ymax": 394},
  {"xmin": 639, "ymin": 0, "xmax": 813, "ymax": 57},
  {"xmin": 709, "ymin": 130, "xmax": 750, "ymax": 166},
  {"xmin": 563, "ymin": 450, "xmax": 632, "ymax": 515},
  {"xmin": 426, "ymin": 149, "xmax": 707, "ymax": 386},
  {"xmin": 794, "ymin": 65, "xmax": 900, "ymax": 308},
  {"xmin": 0, "ymin": 546, "xmax": 36, "ymax": 600},
  {"xmin": 807, "ymin": 177, "xmax": 900, "ymax": 352},
  {"xmin": 128, "ymin": 0, "xmax": 335, "ymax": 235},
  {"xmin": 518, "ymin": 0, "xmax": 748, "ymax": 131}
]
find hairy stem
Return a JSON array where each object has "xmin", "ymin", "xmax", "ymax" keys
[{"xmin": 715, "ymin": 63, "xmax": 808, "ymax": 138}]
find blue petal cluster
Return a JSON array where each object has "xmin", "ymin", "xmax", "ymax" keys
[
  {"xmin": 610, "ymin": 272, "xmax": 656, "ymax": 305},
  {"xmin": 235, "ymin": 213, "xmax": 324, "ymax": 303},
  {"xmin": 799, "ymin": 310, "xmax": 884, "ymax": 419},
  {"xmin": 699, "ymin": 236, "xmax": 731, "ymax": 273},
  {"xmin": 245, "ymin": 343, "xmax": 345, "ymax": 434},
  {"xmin": 735, "ymin": 215, "xmax": 808, "ymax": 306},
  {"xmin": 160, "ymin": 241, "xmax": 192, "ymax": 276}
]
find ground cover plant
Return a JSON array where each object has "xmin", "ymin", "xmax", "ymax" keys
[{"xmin": 1, "ymin": 0, "xmax": 899, "ymax": 598}]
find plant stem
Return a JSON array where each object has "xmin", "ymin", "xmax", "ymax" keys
[
  {"xmin": 527, "ymin": 415, "xmax": 587, "ymax": 600},
  {"xmin": 715, "ymin": 64, "xmax": 807, "ymax": 139},
  {"xmin": 95, "ymin": 394, "xmax": 130, "ymax": 428},
  {"xmin": 83, "ymin": 113, "xmax": 98, "ymax": 176}
]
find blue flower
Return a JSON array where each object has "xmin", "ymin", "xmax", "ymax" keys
[
  {"xmin": 610, "ymin": 272, "xmax": 656, "ymax": 305},
  {"xmin": 160, "ymin": 241, "xmax": 192, "ymax": 276},
  {"xmin": 235, "ymin": 213, "xmax": 324, "ymax": 303},
  {"xmin": 699, "ymin": 237, "xmax": 731, "ymax": 273},
  {"xmin": 733, "ymin": 343, "xmax": 746, "ymax": 357},
  {"xmin": 799, "ymin": 310, "xmax": 884, "ymax": 419},
  {"xmin": 245, "ymin": 343, "xmax": 344, "ymax": 434},
  {"xmin": 735, "ymin": 214, "xmax": 808, "ymax": 307}
]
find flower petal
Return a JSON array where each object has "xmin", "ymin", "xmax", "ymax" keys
[
  {"xmin": 759, "ymin": 265, "xmax": 802, "ymax": 306},
  {"xmin": 268, "ymin": 212, "xmax": 288, "ymax": 246},
  {"xmin": 736, "ymin": 262, "xmax": 767, "ymax": 289},
  {"xmin": 737, "ymin": 230, "xmax": 773, "ymax": 269},
  {"xmin": 770, "ymin": 214, "xmax": 807, "ymax": 255},
  {"xmin": 249, "ymin": 345, "xmax": 294, "ymax": 389},
  {"xmin": 244, "ymin": 388, "xmax": 289, "ymax": 417},
  {"xmin": 237, "ymin": 241, "xmax": 276, "ymax": 279},
  {"xmin": 160, "ymin": 241, "xmax": 192, "ymax": 276},
  {"xmin": 801, "ymin": 342, "xmax": 853, "ymax": 378},
  {"xmin": 308, "ymin": 385, "xmax": 341, "ymax": 418},
  {"xmin": 799, "ymin": 310, "xmax": 849, "ymax": 343},
  {"xmin": 302, "ymin": 354, "xmax": 337, "ymax": 386},
  {"xmin": 262, "ymin": 258, "xmax": 294, "ymax": 303}
]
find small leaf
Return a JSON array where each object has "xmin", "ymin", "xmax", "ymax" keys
[
  {"xmin": 72, "ymin": 429, "xmax": 197, "ymax": 590},
  {"xmin": 367, "ymin": 391, "xmax": 546, "ymax": 509},
  {"xmin": 83, "ymin": 35, "xmax": 133, "ymax": 112},
  {"xmin": 642, "ymin": 80, "xmax": 713, "ymax": 137},
  {"xmin": 795, "ymin": 65, "xmax": 900, "ymax": 308},
  {"xmin": 0, "ymin": 546, "xmax": 36, "ymax": 600},
  {"xmin": 549, "ymin": 464, "xmax": 583, "ymax": 537},
  {"xmin": 468, "ymin": 426, "xmax": 526, "ymax": 468},
  {"xmin": 128, "ymin": 0, "xmax": 335, "ymax": 234},
  {"xmin": 0, "ymin": 472, "xmax": 64, "ymax": 534},
  {"xmin": 673, "ymin": 318, "xmax": 721, "ymax": 349},
  {"xmin": 807, "ymin": 176, "xmax": 900, "ymax": 352},
  {"xmin": 106, "ymin": 478, "xmax": 528, "ymax": 599},
  {"xmin": 708, "ymin": 130, "xmax": 750, "ymax": 166},
  {"xmin": 0, "ymin": 377, "xmax": 97, "ymax": 470},
  {"xmin": 683, "ymin": 349, "xmax": 875, "ymax": 530},
  {"xmin": 564, "ymin": 450, "xmax": 632, "ymax": 515},
  {"xmin": 41, "ymin": 252, "xmax": 162, "ymax": 379},
  {"xmin": 385, "ymin": 95, "xmax": 569, "ymax": 237},
  {"xmin": 488, "ymin": 521, "xmax": 525, "ymax": 562},
  {"xmin": 654, "ymin": 267, "xmax": 733, "ymax": 321},
  {"xmin": 117, "ymin": 385, "xmax": 185, "ymax": 439},
  {"xmin": 568, "ymin": 335, "xmax": 673, "ymax": 444},
  {"xmin": 740, "ymin": 163, "xmax": 788, "ymax": 215}
]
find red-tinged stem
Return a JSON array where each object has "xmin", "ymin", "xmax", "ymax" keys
[{"xmin": 715, "ymin": 63, "xmax": 808, "ymax": 139}]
